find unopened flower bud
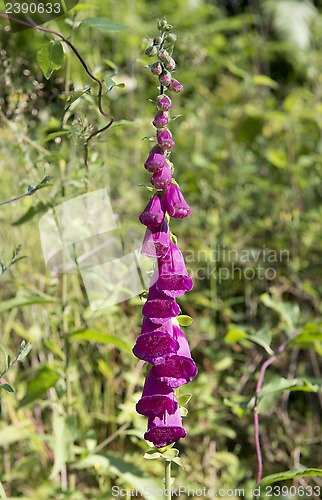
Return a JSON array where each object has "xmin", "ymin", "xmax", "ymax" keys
[
  {"xmin": 157, "ymin": 129, "xmax": 175, "ymax": 150},
  {"xmin": 164, "ymin": 57, "xmax": 176, "ymax": 71},
  {"xmin": 158, "ymin": 49, "xmax": 169, "ymax": 62},
  {"xmin": 157, "ymin": 19, "xmax": 162, "ymax": 30},
  {"xmin": 169, "ymin": 78, "xmax": 183, "ymax": 93},
  {"xmin": 153, "ymin": 36, "xmax": 162, "ymax": 45},
  {"xmin": 156, "ymin": 94, "xmax": 172, "ymax": 111},
  {"xmin": 145, "ymin": 46, "xmax": 158, "ymax": 57},
  {"xmin": 164, "ymin": 24, "xmax": 173, "ymax": 32},
  {"xmin": 151, "ymin": 62, "xmax": 162, "ymax": 75},
  {"xmin": 165, "ymin": 33, "xmax": 178, "ymax": 44},
  {"xmin": 159, "ymin": 71, "xmax": 171, "ymax": 86},
  {"xmin": 153, "ymin": 111, "xmax": 169, "ymax": 129}
]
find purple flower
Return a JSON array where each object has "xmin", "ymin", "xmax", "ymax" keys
[
  {"xmin": 164, "ymin": 183, "xmax": 191, "ymax": 219},
  {"xmin": 157, "ymin": 129, "xmax": 175, "ymax": 150},
  {"xmin": 159, "ymin": 71, "xmax": 171, "ymax": 87},
  {"xmin": 156, "ymin": 94, "xmax": 172, "ymax": 111},
  {"xmin": 133, "ymin": 315, "xmax": 178, "ymax": 365},
  {"xmin": 132, "ymin": 330, "xmax": 179, "ymax": 365},
  {"xmin": 151, "ymin": 163, "xmax": 172, "ymax": 190},
  {"xmin": 141, "ymin": 317, "xmax": 173, "ymax": 335},
  {"xmin": 156, "ymin": 240, "xmax": 193, "ymax": 297},
  {"xmin": 152, "ymin": 323, "xmax": 197, "ymax": 388},
  {"xmin": 136, "ymin": 370, "xmax": 178, "ymax": 418},
  {"xmin": 144, "ymin": 147, "xmax": 166, "ymax": 173},
  {"xmin": 142, "ymin": 282, "xmax": 180, "ymax": 323},
  {"xmin": 169, "ymin": 79, "xmax": 183, "ymax": 93},
  {"xmin": 151, "ymin": 62, "xmax": 162, "ymax": 75},
  {"xmin": 141, "ymin": 220, "xmax": 171, "ymax": 258},
  {"xmin": 144, "ymin": 404, "xmax": 186, "ymax": 448},
  {"xmin": 152, "ymin": 111, "xmax": 169, "ymax": 129},
  {"xmin": 139, "ymin": 196, "xmax": 165, "ymax": 227}
]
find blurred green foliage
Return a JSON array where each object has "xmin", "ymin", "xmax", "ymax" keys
[{"xmin": 0, "ymin": 0, "xmax": 321, "ymax": 498}]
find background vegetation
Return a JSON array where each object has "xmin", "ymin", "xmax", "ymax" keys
[{"xmin": 0, "ymin": 0, "xmax": 321, "ymax": 498}]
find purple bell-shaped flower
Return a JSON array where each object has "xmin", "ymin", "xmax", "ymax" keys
[
  {"xmin": 164, "ymin": 183, "xmax": 191, "ymax": 219},
  {"xmin": 152, "ymin": 322, "xmax": 197, "ymax": 387},
  {"xmin": 141, "ymin": 220, "xmax": 171, "ymax": 258},
  {"xmin": 144, "ymin": 403, "xmax": 186, "ymax": 448},
  {"xmin": 139, "ymin": 196, "xmax": 165, "ymax": 227},
  {"xmin": 142, "ymin": 282, "xmax": 180, "ymax": 323},
  {"xmin": 156, "ymin": 240, "xmax": 193, "ymax": 297},
  {"xmin": 151, "ymin": 162, "xmax": 172, "ymax": 190},
  {"xmin": 144, "ymin": 147, "xmax": 166, "ymax": 173},
  {"xmin": 136, "ymin": 370, "xmax": 178, "ymax": 418},
  {"xmin": 132, "ymin": 318, "xmax": 179, "ymax": 365}
]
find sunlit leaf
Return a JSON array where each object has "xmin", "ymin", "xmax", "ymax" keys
[
  {"xmin": 258, "ymin": 467, "xmax": 322, "ymax": 486},
  {"xmin": 37, "ymin": 41, "xmax": 64, "ymax": 80},
  {"xmin": 62, "ymin": 329, "xmax": 132, "ymax": 354},
  {"xmin": 77, "ymin": 17, "xmax": 128, "ymax": 33},
  {"xmin": 18, "ymin": 364, "xmax": 60, "ymax": 409}
]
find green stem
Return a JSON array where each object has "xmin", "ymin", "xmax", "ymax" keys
[{"xmin": 165, "ymin": 460, "xmax": 171, "ymax": 500}]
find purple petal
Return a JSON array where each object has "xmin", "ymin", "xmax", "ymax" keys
[
  {"xmin": 156, "ymin": 240, "xmax": 193, "ymax": 297},
  {"xmin": 141, "ymin": 220, "xmax": 170, "ymax": 258}
]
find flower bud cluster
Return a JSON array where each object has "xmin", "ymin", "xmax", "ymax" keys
[
  {"xmin": 134, "ymin": 18, "xmax": 196, "ymax": 449},
  {"xmin": 144, "ymin": 17, "xmax": 183, "ymax": 94}
]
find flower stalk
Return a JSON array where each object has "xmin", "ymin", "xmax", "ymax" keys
[{"xmin": 134, "ymin": 16, "xmax": 197, "ymax": 498}]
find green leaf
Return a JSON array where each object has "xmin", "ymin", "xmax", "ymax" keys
[
  {"xmin": 258, "ymin": 377, "xmax": 319, "ymax": 401},
  {"xmin": 258, "ymin": 468, "xmax": 322, "ymax": 487},
  {"xmin": 252, "ymin": 74, "xmax": 278, "ymax": 88},
  {"xmin": 18, "ymin": 364, "xmax": 60, "ymax": 409},
  {"xmin": 110, "ymin": 120, "xmax": 138, "ymax": 129},
  {"xmin": 171, "ymin": 456, "xmax": 184, "ymax": 468},
  {"xmin": 62, "ymin": 329, "xmax": 132, "ymax": 354},
  {"xmin": 37, "ymin": 41, "xmax": 64, "ymax": 80},
  {"xmin": 65, "ymin": 89, "xmax": 91, "ymax": 109},
  {"xmin": 177, "ymin": 315, "xmax": 193, "ymax": 327},
  {"xmin": 45, "ymin": 130, "xmax": 73, "ymax": 142},
  {"xmin": 261, "ymin": 293, "xmax": 299, "ymax": 329},
  {"xmin": 0, "ymin": 295, "xmax": 59, "ymax": 314},
  {"xmin": 17, "ymin": 341, "xmax": 32, "ymax": 361},
  {"xmin": 266, "ymin": 149, "xmax": 288, "ymax": 169},
  {"xmin": 77, "ymin": 17, "xmax": 128, "ymax": 33},
  {"xmin": 12, "ymin": 202, "xmax": 47, "ymax": 226},
  {"xmin": 180, "ymin": 406, "xmax": 188, "ymax": 417},
  {"xmin": 143, "ymin": 450, "xmax": 162, "ymax": 460},
  {"xmin": 225, "ymin": 325, "xmax": 248, "ymax": 343},
  {"xmin": 0, "ymin": 345, "xmax": 10, "ymax": 371},
  {"xmin": 247, "ymin": 329, "xmax": 273, "ymax": 355},
  {"xmin": 0, "ymin": 383, "xmax": 15, "ymax": 397},
  {"xmin": 161, "ymin": 448, "xmax": 179, "ymax": 459},
  {"xmin": 103, "ymin": 76, "xmax": 125, "ymax": 91},
  {"xmin": 50, "ymin": 413, "xmax": 79, "ymax": 479},
  {"xmin": 0, "ymin": 481, "xmax": 7, "ymax": 499},
  {"xmin": 43, "ymin": 339, "xmax": 65, "ymax": 360},
  {"xmin": 177, "ymin": 394, "xmax": 192, "ymax": 407},
  {"xmin": 288, "ymin": 321, "xmax": 322, "ymax": 345},
  {"xmin": 223, "ymin": 398, "xmax": 248, "ymax": 417}
]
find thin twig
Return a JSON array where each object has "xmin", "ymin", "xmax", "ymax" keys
[
  {"xmin": 0, "ymin": 13, "xmax": 114, "ymax": 187},
  {"xmin": 253, "ymin": 341, "xmax": 287, "ymax": 499},
  {"xmin": 0, "ymin": 190, "xmax": 35, "ymax": 207}
]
